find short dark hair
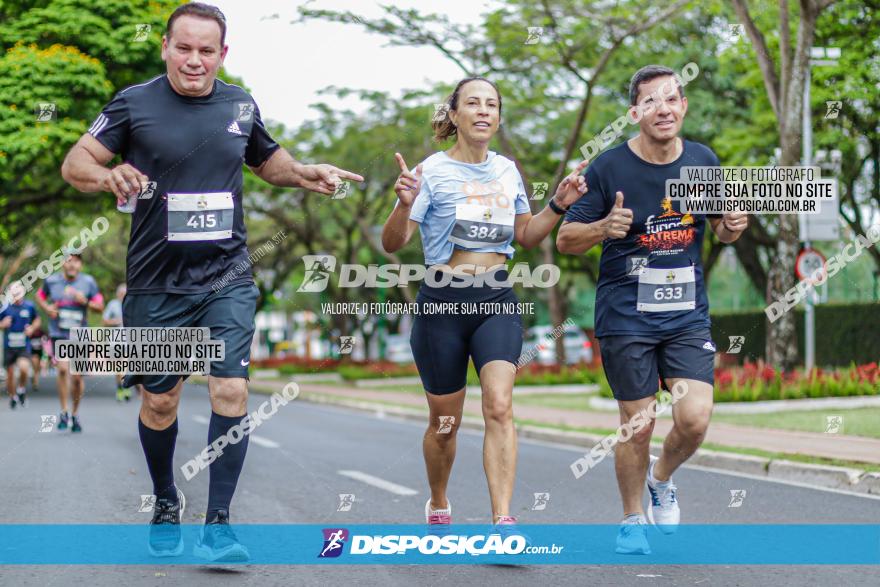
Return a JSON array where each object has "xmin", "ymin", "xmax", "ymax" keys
[
  {"xmin": 629, "ymin": 65, "xmax": 683, "ymax": 106},
  {"xmin": 433, "ymin": 76, "xmax": 503, "ymax": 142},
  {"xmin": 167, "ymin": 2, "xmax": 227, "ymax": 46}
]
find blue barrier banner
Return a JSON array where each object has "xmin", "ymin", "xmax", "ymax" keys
[{"xmin": 1, "ymin": 524, "xmax": 878, "ymax": 565}]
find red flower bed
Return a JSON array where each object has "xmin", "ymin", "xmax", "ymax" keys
[{"xmin": 711, "ymin": 360, "xmax": 880, "ymax": 402}]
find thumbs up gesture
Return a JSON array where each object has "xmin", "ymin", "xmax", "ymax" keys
[
  {"xmin": 603, "ymin": 191, "xmax": 633, "ymax": 239},
  {"xmin": 393, "ymin": 153, "xmax": 422, "ymax": 207}
]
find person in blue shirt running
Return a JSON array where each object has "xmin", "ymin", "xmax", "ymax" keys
[
  {"xmin": 558, "ymin": 65, "xmax": 747, "ymax": 555},
  {"xmin": 382, "ymin": 76, "xmax": 588, "ymax": 537},
  {"xmin": 0, "ymin": 281, "xmax": 41, "ymax": 409}
]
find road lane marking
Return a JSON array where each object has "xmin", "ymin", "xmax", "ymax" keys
[
  {"xmin": 191, "ymin": 415, "xmax": 278, "ymax": 448},
  {"xmin": 313, "ymin": 405, "xmax": 880, "ymax": 502},
  {"xmin": 337, "ymin": 470, "xmax": 418, "ymax": 496},
  {"xmin": 250, "ymin": 435, "xmax": 280, "ymax": 449}
]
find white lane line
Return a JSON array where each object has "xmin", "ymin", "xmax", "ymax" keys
[
  {"xmin": 319, "ymin": 407, "xmax": 880, "ymax": 502},
  {"xmin": 337, "ymin": 470, "xmax": 419, "ymax": 496},
  {"xmin": 190, "ymin": 415, "xmax": 278, "ymax": 448},
  {"xmin": 250, "ymin": 435, "xmax": 280, "ymax": 449},
  {"xmin": 683, "ymin": 463, "xmax": 880, "ymax": 501}
]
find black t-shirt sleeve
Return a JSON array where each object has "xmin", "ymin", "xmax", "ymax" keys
[
  {"xmin": 564, "ymin": 164, "xmax": 610, "ymax": 224},
  {"xmin": 245, "ymin": 103, "xmax": 281, "ymax": 167},
  {"xmin": 88, "ymin": 92, "xmax": 130, "ymax": 155}
]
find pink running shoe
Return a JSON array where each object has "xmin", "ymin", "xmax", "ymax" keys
[{"xmin": 425, "ymin": 498, "xmax": 451, "ymax": 526}]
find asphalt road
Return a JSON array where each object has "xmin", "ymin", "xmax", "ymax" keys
[{"xmin": 0, "ymin": 375, "xmax": 877, "ymax": 586}]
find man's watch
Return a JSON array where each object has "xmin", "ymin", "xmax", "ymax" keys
[{"xmin": 548, "ymin": 197, "xmax": 569, "ymax": 215}]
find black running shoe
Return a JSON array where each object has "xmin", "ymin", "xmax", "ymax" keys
[
  {"xmin": 148, "ymin": 496, "xmax": 184, "ymax": 557},
  {"xmin": 194, "ymin": 510, "xmax": 250, "ymax": 562},
  {"xmin": 71, "ymin": 416, "xmax": 82, "ymax": 433},
  {"xmin": 57, "ymin": 412, "xmax": 69, "ymax": 430},
  {"xmin": 9, "ymin": 397, "xmax": 16, "ymax": 410},
  {"xmin": 17, "ymin": 392, "xmax": 25, "ymax": 407}
]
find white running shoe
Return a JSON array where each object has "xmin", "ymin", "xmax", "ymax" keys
[
  {"xmin": 646, "ymin": 455, "xmax": 680, "ymax": 534},
  {"xmin": 425, "ymin": 498, "xmax": 451, "ymax": 526}
]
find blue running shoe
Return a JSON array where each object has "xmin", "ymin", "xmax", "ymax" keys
[
  {"xmin": 615, "ymin": 514, "xmax": 651, "ymax": 555},
  {"xmin": 194, "ymin": 510, "xmax": 250, "ymax": 562}
]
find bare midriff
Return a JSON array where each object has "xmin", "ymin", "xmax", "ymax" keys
[{"xmin": 437, "ymin": 249, "xmax": 507, "ymax": 274}]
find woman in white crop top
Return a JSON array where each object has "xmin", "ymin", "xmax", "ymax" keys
[{"xmin": 382, "ymin": 76, "xmax": 589, "ymax": 537}]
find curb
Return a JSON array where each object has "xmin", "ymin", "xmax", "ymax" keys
[
  {"xmin": 247, "ymin": 383, "xmax": 880, "ymax": 498},
  {"xmin": 688, "ymin": 451, "xmax": 771, "ymax": 477},
  {"xmin": 588, "ymin": 393, "xmax": 880, "ymax": 414}
]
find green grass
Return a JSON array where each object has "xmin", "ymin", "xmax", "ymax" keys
[
  {"xmin": 516, "ymin": 419, "xmax": 880, "ymax": 473},
  {"xmin": 514, "ymin": 393, "xmax": 595, "ymax": 411},
  {"xmin": 712, "ymin": 407, "xmax": 880, "ymax": 439}
]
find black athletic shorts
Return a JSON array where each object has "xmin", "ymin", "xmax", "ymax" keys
[
  {"xmin": 122, "ymin": 281, "xmax": 259, "ymax": 394},
  {"xmin": 4, "ymin": 348, "xmax": 31, "ymax": 367},
  {"xmin": 598, "ymin": 327, "xmax": 715, "ymax": 401},
  {"xmin": 410, "ymin": 269, "xmax": 523, "ymax": 395}
]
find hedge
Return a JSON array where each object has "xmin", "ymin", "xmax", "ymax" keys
[{"xmin": 711, "ymin": 302, "xmax": 880, "ymax": 367}]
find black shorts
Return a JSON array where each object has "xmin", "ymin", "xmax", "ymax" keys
[
  {"xmin": 4, "ymin": 348, "xmax": 31, "ymax": 367},
  {"xmin": 410, "ymin": 270, "xmax": 523, "ymax": 395},
  {"xmin": 598, "ymin": 327, "xmax": 715, "ymax": 401},
  {"xmin": 121, "ymin": 281, "xmax": 259, "ymax": 394}
]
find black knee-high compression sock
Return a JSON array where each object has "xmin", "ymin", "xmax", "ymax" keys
[
  {"xmin": 206, "ymin": 412, "xmax": 249, "ymax": 521},
  {"xmin": 138, "ymin": 417, "xmax": 179, "ymax": 502}
]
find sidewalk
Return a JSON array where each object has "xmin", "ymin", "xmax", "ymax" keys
[{"xmin": 248, "ymin": 378, "xmax": 880, "ymax": 466}]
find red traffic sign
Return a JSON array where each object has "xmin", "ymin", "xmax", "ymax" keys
[{"xmin": 796, "ymin": 247, "xmax": 827, "ymax": 282}]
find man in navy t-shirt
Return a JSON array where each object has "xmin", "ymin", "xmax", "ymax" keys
[
  {"xmin": 557, "ymin": 65, "xmax": 748, "ymax": 554},
  {"xmin": 60, "ymin": 2, "xmax": 363, "ymax": 561},
  {"xmin": 0, "ymin": 281, "xmax": 40, "ymax": 409}
]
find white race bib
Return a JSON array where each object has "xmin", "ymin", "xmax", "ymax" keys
[
  {"xmin": 7, "ymin": 332, "xmax": 26, "ymax": 348},
  {"xmin": 448, "ymin": 204, "xmax": 514, "ymax": 249},
  {"xmin": 58, "ymin": 308, "xmax": 85, "ymax": 330},
  {"xmin": 637, "ymin": 266, "xmax": 696, "ymax": 312},
  {"xmin": 167, "ymin": 192, "xmax": 234, "ymax": 241}
]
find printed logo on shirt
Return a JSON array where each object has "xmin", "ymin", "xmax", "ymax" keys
[
  {"xmin": 637, "ymin": 196, "xmax": 696, "ymax": 255},
  {"xmin": 461, "ymin": 179, "xmax": 511, "ymax": 208},
  {"xmin": 89, "ymin": 113, "xmax": 109, "ymax": 136},
  {"xmin": 702, "ymin": 341, "xmax": 716, "ymax": 352},
  {"xmin": 227, "ymin": 121, "xmax": 243, "ymax": 135}
]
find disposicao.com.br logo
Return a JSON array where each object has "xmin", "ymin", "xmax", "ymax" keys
[
  {"xmin": 318, "ymin": 528, "xmax": 543, "ymax": 557},
  {"xmin": 297, "ymin": 255, "xmax": 560, "ymax": 291}
]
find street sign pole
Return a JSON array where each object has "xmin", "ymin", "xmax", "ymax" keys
[{"xmin": 803, "ymin": 66, "xmax": 815, "ymax": 373}]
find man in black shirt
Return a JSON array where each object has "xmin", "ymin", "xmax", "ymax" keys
[
  {"xmin": 61, "ymin": 2, "xmax": 362, "ymax": 561},
  {"xmin": 558, "ymin": 65, "xmax": 747, "ymax": 555}
]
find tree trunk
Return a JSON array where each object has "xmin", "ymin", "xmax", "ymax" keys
[{"xmin": 764, "ymin": 1, "xmax": 823, "ymax": 370}]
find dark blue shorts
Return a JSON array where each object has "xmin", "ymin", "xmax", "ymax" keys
[
  {"xmin": 121, "ymin": 281, "xmax": 259, "ymax": 394},
  {"xmin": 598, "ymin": 327, "xmax": 715, "ymax": 401},
  {"xmin": 410, "ymin": 272, "xmax": 523, "ymax": 395},
  {"xmin": 4, "ymin": 348, "xmax": 31, "ymax": 367}
]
